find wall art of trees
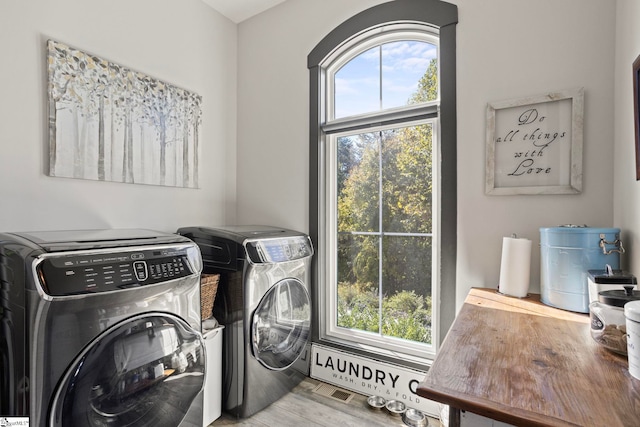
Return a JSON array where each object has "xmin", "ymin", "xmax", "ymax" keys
[{"xmin": 47, "ymin": 39, "xmax": 202, "ymax": 188}]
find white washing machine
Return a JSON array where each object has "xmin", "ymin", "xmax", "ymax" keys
[{"xmin": 177, "ymin": 226, "xmax": 313, "ymax": 418}]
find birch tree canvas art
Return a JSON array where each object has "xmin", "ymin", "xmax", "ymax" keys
[{"xmin": 47, "ymin": 40, "xmax": 202, "ymax": 188}]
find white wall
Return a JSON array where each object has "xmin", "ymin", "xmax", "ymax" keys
[
  {"xmin": 0, "ymin": 0, "xmax": 237, "ymax": 233},
  {"xmin": 614, "ymin": 0, "xmax": 640, "ymax": 275},
  {"xmin": 236, "ymin": 0, "xmax": 617, "ymax": 309}
]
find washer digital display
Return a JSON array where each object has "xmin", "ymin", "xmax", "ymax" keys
[{"xmin": 255, "ymin": 236, "xmax": 313, "ymax": 263}]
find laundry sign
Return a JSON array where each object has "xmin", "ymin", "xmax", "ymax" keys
[{"xmin": 310, "ymin": 344, "xmax": 439, "ymax": 417}]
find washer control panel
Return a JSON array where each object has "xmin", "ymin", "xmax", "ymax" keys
[{"xmin": 37, "ymin": 246, "xmax": 194, "ymax": 296}]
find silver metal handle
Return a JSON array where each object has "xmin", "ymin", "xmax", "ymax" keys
[{"xmin": 599, "ymin": 233, "xmax": 625, "ymax": 255}]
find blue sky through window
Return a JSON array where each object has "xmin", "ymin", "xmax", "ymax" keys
[{"xmin": 334, "ymin": 41, "xmax": 437, "ymax": 119}]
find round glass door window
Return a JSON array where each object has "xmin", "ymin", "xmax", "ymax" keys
[
  {"xmin": 50, "ymin": 313, "xmax": 205, "ymax": 427},
  {"xmin": 252, "ymin": 278, "xmax": 311, "ymax": 370}
]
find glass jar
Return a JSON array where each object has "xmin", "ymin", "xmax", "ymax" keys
[
  {"xmin": 624, "ymin": 301, "xmax": 640, "ymax": 379},
  {"xmin": 589, "ymin": 286, "xmax": 640, "ymax": 355}
]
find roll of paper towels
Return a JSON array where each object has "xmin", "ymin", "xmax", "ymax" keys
[{"xmin": 498, "ymin": 236, "xmax": 532, "ymax": 297}]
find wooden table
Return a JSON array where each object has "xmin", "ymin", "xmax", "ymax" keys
[{"xmin": 417, "ymin": 288, "xmax": 640, "ymax": 427}]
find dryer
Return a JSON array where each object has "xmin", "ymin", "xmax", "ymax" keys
[
  {"xmin": 0, "ymin": 229, "xmax": 205, "ymax": 427},
  {"xmin": 177, "ymin": 226, "xmax": 313, "ymax": 418}
]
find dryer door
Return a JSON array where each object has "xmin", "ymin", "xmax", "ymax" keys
[
  {"xmin": 251, "ymin": 278, "xmax": 311, "ymax": 370},
  {"xmin": 49, "ymin": 313, "xmax": 205, "ymax": 427}
]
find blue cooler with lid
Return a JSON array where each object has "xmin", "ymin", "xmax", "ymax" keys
[{"xmin": 540, "ymin": 225, "xmax": 624, "ymax": 313}]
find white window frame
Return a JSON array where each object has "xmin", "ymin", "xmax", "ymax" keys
[{"xmin": 319, "ymin": 27, "xmax": 442, "ymax": 362}]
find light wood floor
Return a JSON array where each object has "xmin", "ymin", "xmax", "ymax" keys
[{"xmin": 210, "ymin": 377, "xmax": 442, "ymax": 427}]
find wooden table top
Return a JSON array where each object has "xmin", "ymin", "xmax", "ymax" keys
[{"xmin": 417, "ymin": 288, "xmax": 640, "ymax": 427}]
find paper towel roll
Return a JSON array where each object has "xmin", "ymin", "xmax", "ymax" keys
[{"xmin": 498, "ymin": 236, "xmax": 532, "ymax": 297}]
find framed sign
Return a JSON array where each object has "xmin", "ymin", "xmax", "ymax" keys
[
  {"xmin": 485, "ymin": 88, "xmax": 584, "ymax": 195},
  {"xmin": 633, "ymin": 54, "xmax": 640, "ymax": 180}
]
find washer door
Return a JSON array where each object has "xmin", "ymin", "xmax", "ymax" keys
[
  {"xmin": 50, "ymin": 313, "xmax": 205, "ymax": 427},
  {"xmin": 252, "ymin": 278, "xmax": 311, "ymax": 370}
]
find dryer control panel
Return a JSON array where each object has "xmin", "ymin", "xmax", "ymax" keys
[
  {"xmin": 248, "ymin": 236, "xmax": 314, "ymax": 264},
  {"xmin": 36, "ymin": 246, "xmax": 195, "ymax": 296}
]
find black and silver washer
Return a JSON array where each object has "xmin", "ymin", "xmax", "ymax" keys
[
  {"xmin": 177, "ymin": 225, "xmax": 313, "ymax": 418},
  {"xmin": 0, "ymin": 229, "xmax": 205, "ymax": 426}
]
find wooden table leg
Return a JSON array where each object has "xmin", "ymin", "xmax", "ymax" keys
[{"xmin": 448, "ymin": 406, "xmax": 461, "ymax": 427}]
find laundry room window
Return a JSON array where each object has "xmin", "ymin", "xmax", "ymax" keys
[
  {"xmin": 308, "ymin": 0, "xmax": 457, "ymax": 364},
  {"xmin": 327, "ymin": 33, "xmax": 440, "ymax": 359}
]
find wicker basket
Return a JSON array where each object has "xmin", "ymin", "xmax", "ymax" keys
[{"xmin": 200, "ymin": 274, "xmax": 220, "ymax": 321}]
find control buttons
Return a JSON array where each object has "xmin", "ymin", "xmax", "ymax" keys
[
  {"xmin": 133, "ymin": 261, "xmax": 148, "ymax": 281},
  {"xmin": 40, "ymin": 249, "xmax": 194, "ymax": 296},
  {"xmin": 147, "ymin": 257, "xmax": 187, "ymax": 280}
]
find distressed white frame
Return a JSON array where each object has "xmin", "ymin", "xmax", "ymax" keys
[{"xmin": 485, "ymin": 88, "xmax": 584, "ymax": 195}]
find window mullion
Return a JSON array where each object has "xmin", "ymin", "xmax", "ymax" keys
[
  {"xmin": 378, "ymin": 45, "xmax": 383, "ymax": 111},
  {"xmin": 377, "ymin": 130, "xmax": 384, "ymax": 338}
]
